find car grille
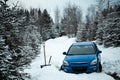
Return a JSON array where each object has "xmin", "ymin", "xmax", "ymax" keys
[
  {"xmin": 71, "ymin": 62, "xmax": 88, "ymax": 65},
  {"xmin": 71, "ymin": 62, "xmax": 88, "ymax": 73},
  {"xmin": 72, "ymin": 67, "xmax": 87, "ymax": 73}
]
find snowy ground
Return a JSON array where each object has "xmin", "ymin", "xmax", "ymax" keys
[{"xmin": 24, "ymin": 36, "xmax": 120, "ymax": 80}]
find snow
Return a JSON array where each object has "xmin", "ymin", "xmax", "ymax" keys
[
  {"xmin": 24, "ymin": 36, "xmax": 120, "ymax": 80},
  {"xmin": 100, "ymin": 46, "xmax": 120, "ymax": 76}
]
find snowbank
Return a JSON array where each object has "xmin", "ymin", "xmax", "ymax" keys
[{"xmin": 24, "ymin": 36, "xmax": 120, "ymax": 80}]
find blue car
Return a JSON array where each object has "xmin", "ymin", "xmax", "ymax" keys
[{"xmin": 61, "ymin": 42, "xmax": 102, "ymax": 73}]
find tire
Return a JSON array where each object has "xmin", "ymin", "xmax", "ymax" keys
[
  {"xmin": 59, "ymin": 65, "xmax": 63, "ymax": 70},
  {"xmin": 99, "ymin": 63, "xmax": 102, "ymax": 72},
  {"xmin": 97, "ymin": 63, "xmax": 102, "ymax": 72}
]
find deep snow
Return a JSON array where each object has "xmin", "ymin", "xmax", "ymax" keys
[{"xmin": 24, "ymin": 36, "xmax": 120, "ymax": 80}]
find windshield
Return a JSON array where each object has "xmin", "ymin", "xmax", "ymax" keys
[{"xmin": 68, "ymin": 45, "xmax": 95, "ymax": 55}]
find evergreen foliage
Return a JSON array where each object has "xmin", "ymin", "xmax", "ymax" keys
[
  {"xmin": 40, "ymin": 9, "xmax": 53, "ymax": 41},
  {"xmin": 76, "ymin": 0, "xmax": 120, "ymax": 47},
  {"xmin": 0, "ymin": 0, "xmax": 42, "ymax": 79}
]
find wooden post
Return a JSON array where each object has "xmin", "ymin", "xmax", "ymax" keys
[
  {"xmin": 40, "ymin": 42, "xmax": 52, "ymax": 68},
  {"xmin": 43, "ymin": 42, "xmax": 46, "ymax": 65},
  {"xmin": 49, "ymin": 56, "xmax": 52, "ymax": 64}
]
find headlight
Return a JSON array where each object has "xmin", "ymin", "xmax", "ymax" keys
[
  {"xmin": 91, "ymin": 59, "xmax": 97, "ymax": 65},
  {"xmin": 63, "ymin": 61, "xmax": 69, "ymax": 66}
]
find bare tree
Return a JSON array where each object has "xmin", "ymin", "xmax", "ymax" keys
[
  {"xmin": 61, "ymin": 3, "xmax": 82, "ymax": 37},
  {"xmin": 54, "ymin": 6, "xmax": 60, "ymax": 36}
]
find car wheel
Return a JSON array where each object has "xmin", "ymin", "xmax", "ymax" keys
[
  {"xmin": 99, "ymin": 63, "xmax": 102, "ymax": 72},
  {"xmin": 97, "ymin": 62, "xmax": 102, "ymax": 72},
  {"xmin": 59, "ymin": 65, "xmax": 63, "ymax": 70}
]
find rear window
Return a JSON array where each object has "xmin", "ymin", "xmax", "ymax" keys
[{"xmin": 68, "ymin": 45, "xmax": 95, "ymax": 55}]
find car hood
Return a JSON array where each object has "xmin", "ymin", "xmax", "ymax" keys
[{"xmin": 65, "ymin": 54, "xmax": 96, "ymax": 63}]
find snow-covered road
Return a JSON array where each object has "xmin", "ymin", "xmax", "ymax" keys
[{"xmin": 24, "ymin": 36, "xmax": 120, "ymax": 80}]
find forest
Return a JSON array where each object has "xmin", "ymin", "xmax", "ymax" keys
[{"xmin": 0, "ymin": 0, "xmax": 120, "ymax": 79}]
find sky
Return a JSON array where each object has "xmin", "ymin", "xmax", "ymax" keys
[{"xmin": 8, "ymin": 0, "xmax": 96, "ymax": 21}]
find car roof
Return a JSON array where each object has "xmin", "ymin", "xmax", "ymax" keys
[{"xmin": 72, "ymin": 42, "xmax": 95, "ymax": 46}]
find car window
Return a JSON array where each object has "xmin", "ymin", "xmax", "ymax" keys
[{"xmin": 68, "ymin": 45, "xmax": 95, "ymax": 55}]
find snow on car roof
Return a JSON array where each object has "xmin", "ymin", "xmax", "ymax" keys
[{"xmin": 72, "ymin": 42, "xmax": 94, "ymax": 46}]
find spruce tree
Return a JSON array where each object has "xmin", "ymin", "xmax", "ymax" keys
[{"xmin": 41, "ymin": 9, "xmax": 53, "ymax": 41}]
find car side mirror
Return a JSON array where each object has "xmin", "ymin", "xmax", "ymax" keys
[
  {"xmin": 98, "ymin": 50, "xmax": 102, "ymax": 53},
  {"xmin": 63, "ymin": 52, "xmax": 67, "ymax": 55}
]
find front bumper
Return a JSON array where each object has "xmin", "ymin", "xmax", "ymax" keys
[{"xmin": 62, "ymin": 64, "xmax": 98, "ymax": 73}]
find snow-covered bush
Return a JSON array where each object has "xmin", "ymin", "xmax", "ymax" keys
[
  {"xmin": 76, "ymin": 0, "xmax": 120, "ymax": 47},
  {"xmin": 0, "ymin": 0, "xmax": 41, "ymax": 79},
  {"xmin": 97, "ymin": 12, "xmax": 120, "ymax": 47}
]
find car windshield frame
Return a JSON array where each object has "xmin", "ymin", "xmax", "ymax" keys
[{"xmin": 67, "ymin": 45, "xmax": 95, "ymax": 55}]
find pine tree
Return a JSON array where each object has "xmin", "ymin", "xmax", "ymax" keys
[
  {"xmin": 25, "ymin": 9, "xmax": 30, "ymax": 24},
  {"xmin": 0, "ymin": 0, "xmax": 25, "ymax": 79},
  {"xmin": 36, "ymin": 8, "xmax": 42, "ymax": 34},
  {"xmin": 40, "ymin": 9, "xmax": 53, "ymax": 41},
  {"xmin": 0, "ymin": 0, "xmax": 42, "ymax": 79},
  {"xmin": 96, "ymin": 0, "xmax": 120, "ymax": 47}
]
